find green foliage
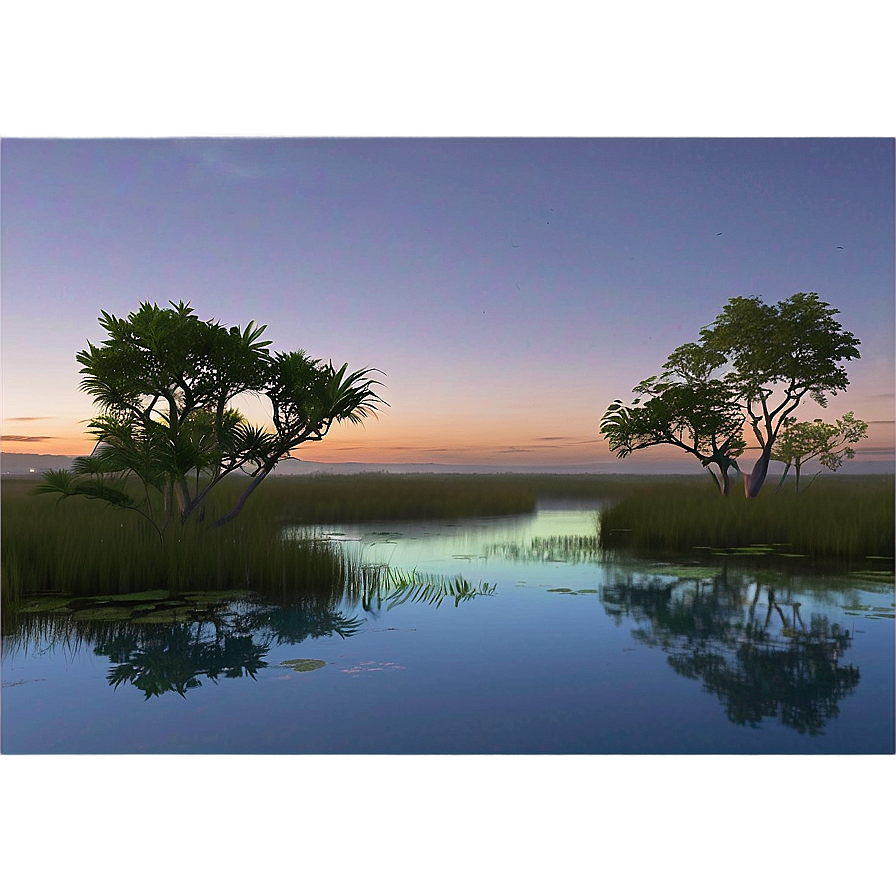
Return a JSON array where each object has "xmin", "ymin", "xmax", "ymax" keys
[
  {"xmin": 279, "ymin": 658, "xmax": 327, "ymax": 672},
  {"xmin": 3, "ymin": 476, "xmax": 351, "ymax": 613},
  {"xmin": 36, "ymin": 301, "xmax": 385, "ymax": 537},
  {"xmin": 700, "ymin": 293, "xmax": 860, "ymax": 496},
  {"xmin": 772, "ymin": 412, "xmax": 869, "ymax": 493},
  {"xmin": 601, "ymin": 342, "xmax": 745, "ymax": 493},
  {"xmin": 701, "ymin": 293, "xmax": 861, "ymax": 408},
  {"xmin": 602, "ymin": 293, "xmax": 862, "ymax": 498}
]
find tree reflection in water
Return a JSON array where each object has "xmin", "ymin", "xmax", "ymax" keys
[
  {"xmin": 8, "ymin": 595, "xmax": 363, "ymax": 699},
  {"xmin": 602, "ymin": 571, "xmax": 860, "ymax": 734}
]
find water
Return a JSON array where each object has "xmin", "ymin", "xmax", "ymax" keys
[{"xmin": 2, "ymin": 507, "xmax": 893, "ymax": 753}]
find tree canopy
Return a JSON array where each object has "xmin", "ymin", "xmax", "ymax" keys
[
  {"xmin": 771, "ymin": 412, "xmax": 868, "ymax": 493},
  {"xmin": 601, "ymin": 292, "xmax": 861, "ymax": 497},
  {"xmin": 700, "ymin": 292, "xmax": 861, "ymax": 496},
  {"xmin": 35, "ymin": 301, "xmax": 385, "ymax": 533},
  {"xmin": 601, "ymin": 342, "xmax": 746, "ymax": 494}
]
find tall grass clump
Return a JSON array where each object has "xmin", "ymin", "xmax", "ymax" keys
[
  {"xmin": 599, "ymin": 474, "xmax": 894, "ymax": 562},
  {"xmin": 1, "ymin": 477, "xmax": 350, "ymax": 605}
]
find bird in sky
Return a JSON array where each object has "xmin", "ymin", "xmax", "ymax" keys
[{"xmin": 836, "ymin": 246, "xmax": 844, "ymax": 249}]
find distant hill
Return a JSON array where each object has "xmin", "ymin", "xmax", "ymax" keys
[
  {"xmin": 3, "ymin": 452, "xmax": 892, "ymax": 477},
  {"xmin": 1, "ymin": 453, "xmax": 78, "ymax": 474}
]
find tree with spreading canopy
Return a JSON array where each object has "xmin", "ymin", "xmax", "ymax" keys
[
  {"xmin": 35, "ymin": 301, "xmax": 385, "ymax": 535},
  {"xmin": 700, "ymin": 292, "xmax": 861, "ymax": 497},
  {"xmin": 771, "ymin": 411, "xmax": 868, "ymax": 494},
  {"xmin": 601, "ymin": 293, "xmax": 861, "ymax": 497},
  {"xmin": 600, "ymin": 341, "xmax": 746, "ymax": 494}
]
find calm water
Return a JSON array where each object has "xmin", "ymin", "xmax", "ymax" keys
[{"xmin": 2, "ymin": 506, "xmax": 893, "ymax": 753}]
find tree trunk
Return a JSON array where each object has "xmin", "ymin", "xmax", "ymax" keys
[
  {"xmin": 744, "ymin": 447, "xmax": 772, "ymax": 498},
  {"xmin": 210, "ymin": 467, "xmax": 272, "ymax": 528},
  {"xmin": 718, "ymin": 464, "xmax": 731, "ymax": 496}
]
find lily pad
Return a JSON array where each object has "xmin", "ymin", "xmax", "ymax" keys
[
  {"xmin": 547, "ymin": 588, "xmax": 573, "ymax": 593},
  {"xmin": 650, "ymin": 566, "xmax": 720, "ymax": 579},
  {"xmin": 18, "ymin": 597, "xmax": 75, "ymax": 613},
  {"xmin": 279, "ymin": 658, "xmax": 327, "ymax": 673},
  {"xmin": 72, "ymin": 607, "xmax": 138, "ymax": 621},
  {"xmin": 84, "ymin": 590, "xmax": 170, "ymax": 603}
]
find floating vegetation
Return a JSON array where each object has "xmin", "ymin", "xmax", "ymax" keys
[
  {"xmin": 646, "ymin": 565, "xmax": 721, "ymax": 579},
  {"xmin": 279, "ymin": 658, "xmax": 327, "ymax": 673},
  {"xmin": 18, "ymin": 596, "xmax": 76, "ymax": 613},
  {"xmin": 71, "ymin": 607, "xmax": 139, "ymax": 622},
  {"xmin": 7, "ymin": 588, "xmax": 246, "ymax": 629},
  {"xmin": 339, "ymin": 660, "xmax": 406, "ymax": 675}
]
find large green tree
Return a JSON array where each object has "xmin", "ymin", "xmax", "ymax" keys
[
  {"xmin": 601, "ymin": 341, "xmax": 746, "ymax": 494},
  {"xmin": 602, "ymin": 293, "xmax": 861, "ymax": 498},
  {"xmin": 700, "ymin": 292, "xmax": 860, "ymax": 497},
  {"xmin": 771, "ymin": 412, "xmax": 868, "ymax": 494},
  {"xmin": 36, "ymin": 301, "xmax": 385, "ymax": 533}
]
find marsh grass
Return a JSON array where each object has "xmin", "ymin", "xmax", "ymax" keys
[
  {"xmin": 1, "ymin": 477, "xmax": 350, "ymax": 609},
  {"xmin": 0, "ymin": 472, "xmax": 554, "ymax": 609},
  {"xmin": 248, "ymin": 472, "xmax": 541, "ymax": 522},
  {"xmin": 599, "ymin": 474, "xmax": 895, "ymax": 562},
  {"xmin": 4, "ymin": 472, "xmax": 892, "ymax": 616}
]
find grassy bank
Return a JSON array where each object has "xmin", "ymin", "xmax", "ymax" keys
[
  {"xmin": 1, "ymin": 476, "xmax": 348, "ymax": 607},
  {"xmin": 4, "ymin": 472, "xmax": 892, "ymax": 610},
  {"xmin": 598, "ymin": 474, "xmax": 895, "ymax": 562},
  {"xmin": 0, "ymin": 472, "xmax": 554, "ymax": 606}
]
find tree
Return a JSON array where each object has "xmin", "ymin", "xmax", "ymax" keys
[
  {"xmin": 700, "ymin": 293, "xmax": 861, "ymax": 497},
  {"xmin": 772, "ymin": 412, "xmax": 869, "ymax": 494},
  {"xmin": 601, "ymin": 341, "xmax": 746, "ymax": 494},
  {"xmin": 35, "ymin": 301, "xmax": 385, "ymax": 536}
]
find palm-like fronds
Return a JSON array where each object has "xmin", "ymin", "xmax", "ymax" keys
[{"xmin": 38, "ymin": 301, "xmax": 386, "ymax": 546}]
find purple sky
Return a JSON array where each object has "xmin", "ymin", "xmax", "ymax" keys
[{"xmin": 2, "ymin": 138, "xmax": 893, "ymax": 468}]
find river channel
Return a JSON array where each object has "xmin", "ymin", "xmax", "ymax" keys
[{"xmin": 2, "ymin": 505, "xmax": 893, "ymax": 753}]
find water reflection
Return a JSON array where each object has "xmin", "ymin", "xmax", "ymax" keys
[
  {"xmin": 5, "ymin": 595, "xmax": 363, "ymax": 699},
  {"xmin": 484, "ymin": 535, "xmax": 601, "ymax": 565},
  {"xmin": 603, "ymin": 572, "xmax": 860, "ymax": 734},
  {"xmin": 3, "ymin": 512, "xmax": 891, "ymax": 740},
  {"xmin": 103, "ymin": 625, "xmax": 268, "ymax": 698}
]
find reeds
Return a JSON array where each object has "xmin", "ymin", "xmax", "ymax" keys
[
  {"xmin": 243, "ymin": 472, "xmax": 539, "ymax": 522},
  {"xmin": 1, "ymin": 477, "xmax": 349, "ymax": 608},
  {"xmin": 5, "ymin": 472, "xmax": 890, "ymax": 614},
  {"xmin": 0, "ymin": 472, "xmax": 546, "ymax": 607},
  {"xmin": 598, "ymin": 474, "xmax": 895, "ymax": 561}
]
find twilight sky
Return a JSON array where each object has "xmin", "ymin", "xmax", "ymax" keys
[{"xmin": 2, "ymin": 137, "xmax": 893, "ymax": 468}]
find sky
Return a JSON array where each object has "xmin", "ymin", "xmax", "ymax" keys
[{"xmin": 2, "ymin": 137, "xmax": 893, "ymax": 470}]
